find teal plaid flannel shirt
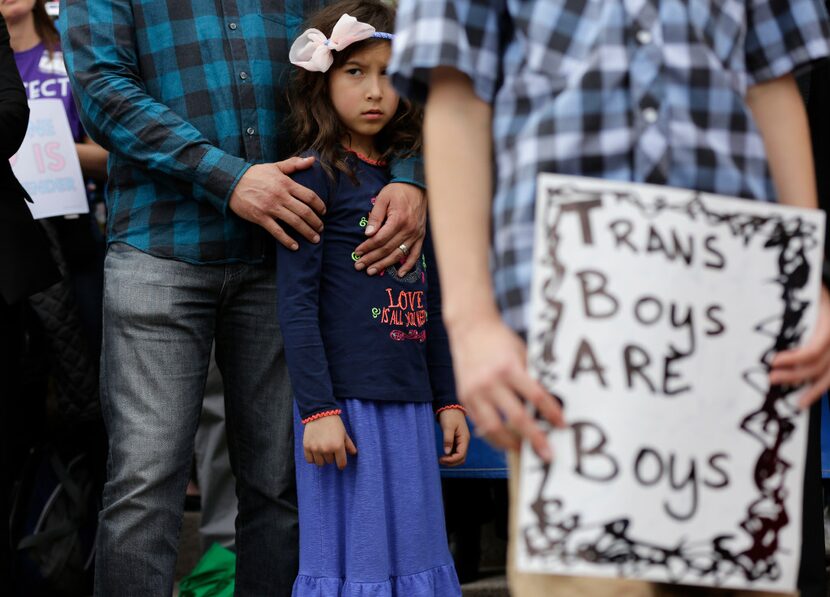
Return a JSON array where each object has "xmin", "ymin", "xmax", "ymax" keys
[{"xmin": 60, "ymin": 0, "xmax": 424, "ymax": 264}]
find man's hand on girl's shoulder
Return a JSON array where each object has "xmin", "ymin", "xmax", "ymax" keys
[
  {"xmin": 228, "ymin": 157, "xmax": 326, "ymax": 250},
  {"xmin": 303, "ymin": 415, "xmax": 357, "ymax": 470},
  {"xmin": 353, "ymin": 182, "xmax": 426, "ymax": 276}
]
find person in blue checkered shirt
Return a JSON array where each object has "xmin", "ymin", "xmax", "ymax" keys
[
  {"xmin": 391, "ymin": 1, "xmax": 830, "ymax": 595},
  {"xmin": 57, "ymin": 0, "xmax": 430, "ymax": 595}
]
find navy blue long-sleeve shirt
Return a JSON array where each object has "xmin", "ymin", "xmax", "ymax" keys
[{"xmin": 276, "ymin": 151, "xmax": 457, "ymax": 421}]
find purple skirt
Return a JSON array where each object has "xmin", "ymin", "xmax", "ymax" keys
[{"xmin": 292, "ymin": 399, "xmax": 461, "ymax": 597}]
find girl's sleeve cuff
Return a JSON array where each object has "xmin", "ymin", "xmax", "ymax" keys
[
  {"xmin": 301, "ymin": 409, "xmax": 342, "ymax": 425},
  {"xmin": 435, "ymin": 404, "xmax": 466, "ymax": 417}
]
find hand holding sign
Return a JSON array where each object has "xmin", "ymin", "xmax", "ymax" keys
[
  {"xmin": 770, "ymin": 286, "xmax": 830, "ymax": 407},
  {"xmin": 517, "ymin": 174, "xmax": 825, "ymax": 592}
]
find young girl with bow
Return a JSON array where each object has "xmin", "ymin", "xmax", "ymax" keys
[{"xmin": 277, "ymin": 1, "xmax": 468, "ymax": 594}]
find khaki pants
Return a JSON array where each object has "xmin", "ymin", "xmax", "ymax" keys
[{"xmin": 507, "ymin": 452, "xmax": 795, "ymax": 597}]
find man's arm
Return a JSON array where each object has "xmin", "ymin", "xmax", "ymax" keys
[
  {"xmin": 424, "ymin": 67, "xmax": 563, "ymax": 461},
  {"xmin": 59, "ymin": 0, "xmax": 324, "ymax": 245},
  {"xmin": 748, "ymin": 73, "xmax": 830, "ymax": 406},
  {"xmin": 60, "ymin": 0, "xmax": 249, "ymax": 211}
]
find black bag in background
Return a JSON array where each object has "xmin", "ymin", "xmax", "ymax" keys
[{"xmin": 9, "ymin": 427, "xmax": 104, "ymax": 597}]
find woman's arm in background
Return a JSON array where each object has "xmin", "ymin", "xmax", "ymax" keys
[{"xmin": 75, "ymin": 136, "xmax": 108, "ymax": 181}]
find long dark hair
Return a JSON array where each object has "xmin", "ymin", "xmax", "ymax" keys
[
  {"xmin": 286, "ymin": 0, "xmax": 422, "ymax": 182},
  {"xmin": 33, "ymin": 0, "xmax": 60, "ymax": 54}
]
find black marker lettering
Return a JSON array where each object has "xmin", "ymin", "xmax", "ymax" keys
[
  {"xmin": 623, "ymin": 344, "xmax": 656, "ymax": 393},
  {"xmin": 633, "ymin": 296, "xmax": 662, "ymax": 326},
  {"xmin": 704, "ymin": 305, "xmax": 726, "ymax": 336},
  {"xmin": 608, "ymin": 218, "xmax": 638, "ymax": 252},
  {"xmin": 664, "ymin": 454, "xmax": 698, "ymax": 522},
  {"xmin": 577, "ymin": 270, "xmax": 619, "ymax": 319},
  {"xmin": 663, "ymin": 348, "xmax": 692, "ymax": 396},
  {"xmin": 572, "ymin": 421, "xmax": 619, "ymax": 482},
  {"xmin": 570, "ymin": 339, "xmax": 608, "ymax": 387},
  {"xmin": 703, "ymin": 235, "xmax": 725, "ymax": 269},
  {"xmin": 704, "ymin": 453, "xmax": 730, "ymax": 489},
  {"xmin": 561, "ymin": 199, "xmax": 602, "ymax": 246},
  {"xmin": 634, "ymin": 448, "xmax": 663, "ymax": 486}
]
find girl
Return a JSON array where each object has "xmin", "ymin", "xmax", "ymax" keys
[{"xmin": 277, "ymin": 1, "xmax": 469, "ymax": 594}]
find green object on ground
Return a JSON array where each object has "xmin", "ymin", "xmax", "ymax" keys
[{"xmin": 178, "ymin": 543, "xmax": 236, "ymax": 597}]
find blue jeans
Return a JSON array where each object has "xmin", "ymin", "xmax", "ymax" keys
[{"xmin": 95, "ymin": 243, "xmax": 297, "ymax": 596}]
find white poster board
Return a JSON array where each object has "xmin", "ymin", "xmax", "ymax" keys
[
  {"xmin": 517, "ymin": 174, "xmax": 826, "ymax": 592},
  {"xmin": 10, "ymin": 99, "xmax": 87, "ymax": 219}
]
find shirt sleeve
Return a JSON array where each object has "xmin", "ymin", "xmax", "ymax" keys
[
  {"xmin": 745, "ymin": 0, "xmax": 830, "ymax": 86},
  {"xmin": 423, "ymin": 232, "xmax": 459, "ymax": 412},
  {"xmin": 390, "ymin": 0, "xmax": 507, "ymax": 105},
  {"xmin": 389, "ymin": 153, "xmax": 425, "ymax": 189},
  {"xmin": 59, "ymin": 0, "xmax": 250, "ymax": 214},
  {"xmin": 275, "ymin": 157, "xmax": 340, "ymax": 421}
]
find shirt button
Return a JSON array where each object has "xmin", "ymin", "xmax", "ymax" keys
[
  {"xmin": 246, "ymin": 127, "xmax": 255, "ymax": 136},
  {"xmin": 239, "ymin": 71, "xmax": 248, "ymax": 80},
  {"xmin": 636, "ymin": 29, "xmax": 652, "ymax": 45},
  {"xmin": 642, "ymin": 107, "xmax": 659, "ymax": 124},
  {"xmin": 228, "ymin": 22, "xmax": 238, "ymax": 30}
]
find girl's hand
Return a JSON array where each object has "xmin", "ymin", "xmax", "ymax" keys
[
  {"xmin": 449, "ymin": 313, "xmax": 565, "ymax": 462},
  {"xmin": 770, "ymin": 285, "xmax": 830, "ymax": 408},
  {"xmin": 437, "ymin": 408, "xmax": 470, "ymax": 467},
  {"xmin": 302, "ymin": 415, "xmax": 357, "ymax": 470}
]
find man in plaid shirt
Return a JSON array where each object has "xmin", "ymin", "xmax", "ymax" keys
[
  {"xmin": 58, "ymin": 0, "xmax": 427, "ymax": 594},
  {"xmin": 392, "ymin": 0, "xmax": 830, "ymax": 595}
]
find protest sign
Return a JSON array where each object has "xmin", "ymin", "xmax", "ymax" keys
[
  {"xmin": 10, "ymin": 99, "xmax": 87, "ymax": 219},
  {"xmin": 517, "ymin": 174, "xmax": 825, "ymax": 592}
]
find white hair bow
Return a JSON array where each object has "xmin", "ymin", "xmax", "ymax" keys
[{"xmin": 289, "ymin": 14, "xmax": 377, "ymax": 73}]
